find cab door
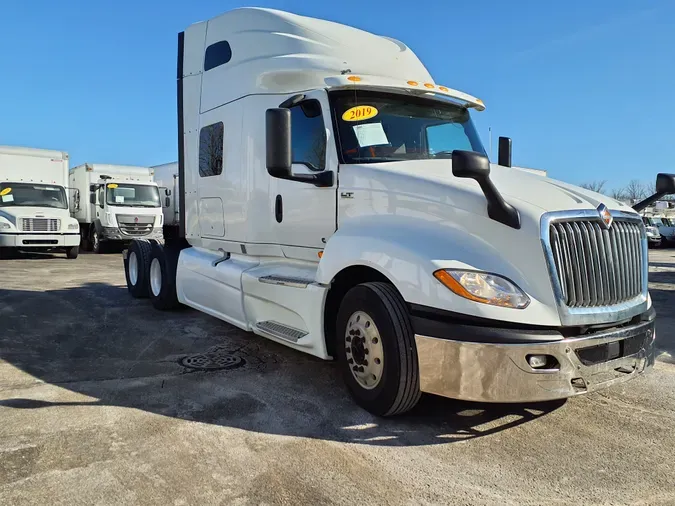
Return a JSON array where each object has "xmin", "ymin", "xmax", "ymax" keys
[{"xmin": 272, "ymin": 91, "xmax": 338, "ymax": 260}]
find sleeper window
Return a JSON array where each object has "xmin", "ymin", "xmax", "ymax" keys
[
  {"xmin": 290, "ymin": 100, "xmax": 326, "ymax": 171},
  {"xmin": 199, "ymin": 122, "xmax": 224, "ymax": 177},
  {"xmin": 204, "ymin": 41, "xmax": 232, "ymax": 71}
]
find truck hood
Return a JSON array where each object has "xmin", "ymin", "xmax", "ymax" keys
[
  {"xmin": 0, "ymin": 206, "xmax": 71, "ymax": 221},
  {"xmin": 346, "ymin": 159, "xmax": 634, "ymax": 216},
  {"xmin": 336, "ymin": 160, "xmax": 643, "ymax": 326}
]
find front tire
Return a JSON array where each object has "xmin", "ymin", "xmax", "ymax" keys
[
  {"xmin": 65, "ymin": 246, "xmax": 79, "ymax": 259},
  {"xmin": 124, "ymin": 239, "xmax": 152, "ymax": 298},
  {"xmin": 91, "ymin": 228, "xmax": 104, "ymax": 254},
  {"xmin": 336, "ymin": 282, "xmax": 421, "ymax": 417},
  {"xmin": 148, "ymin": 242, "xmax": 181, "ymax": 310}
]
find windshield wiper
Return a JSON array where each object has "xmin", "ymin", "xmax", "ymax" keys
[{"xmin": 432, "ymin": 151, "xmax": 454, "ymax": 158}]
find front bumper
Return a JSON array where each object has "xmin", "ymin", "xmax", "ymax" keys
[
  {"xmin": 414, "ymin": 311, "xmax": 655, "ymax": 403},
  {"xmin": 647, "ymin": 235, "xmax": 661, "ymax": 244},
  {"xmin": 0, "ymin": 232, "xmax": 80, "ymax": 248},
  {"xmin": 101, "ymin": 227, "xmax": 163, "ymax": 242}
]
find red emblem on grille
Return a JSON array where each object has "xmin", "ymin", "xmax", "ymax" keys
[{"xmin": 134, "ymin": 217, "xmax": 139, "ymax": 223}]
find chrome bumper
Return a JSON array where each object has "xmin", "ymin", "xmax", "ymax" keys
[{"xmin": 415, "ymin": 319, "xmax": 655, "ymax": 403}]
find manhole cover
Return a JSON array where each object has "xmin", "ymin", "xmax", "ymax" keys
[{"xmin": 179, "ymin": 351, "xmax": 246, "ymax": 371}]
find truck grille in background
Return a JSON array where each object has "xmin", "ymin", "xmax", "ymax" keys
[
  {"xmin": 21, "ymin": 218, "xmax": 60, "ymax": 232},
  {"xmin": 116, "ymin": 215, "xmax": 154, "ymax": 236},
  {"xmin": 548, "ymin": 219, "xmax": 645, "ymax": 308}
]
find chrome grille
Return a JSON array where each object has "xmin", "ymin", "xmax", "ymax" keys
[
  {"xmin": 116, "ymin": 214, "xmax": 154, "ymax": 236},
  {"xmin": 548, "ymin": 219, "xmax": 644, "ymax": 308},
  {"xmin": 21, "ymin": 218, "xmax": 60, "ymax": 232}
]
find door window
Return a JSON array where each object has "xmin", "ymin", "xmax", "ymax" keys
[{"xmin": 290, "ymin": 100, "xmax": 326, "ymax": 171}]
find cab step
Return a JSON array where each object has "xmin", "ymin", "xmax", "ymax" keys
[
  {"xmin": 255, "ymin": 320, "xmax": 308, "ymax": 343},
  {"xmin": 258, "ymin": 275, "xmax": 312, "ymax": 288}
]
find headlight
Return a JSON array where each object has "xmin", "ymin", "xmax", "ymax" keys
[
  {"xmin": 434, "ymin": 269, "xmax": 530, "ymax": 309},
  {"xmin": 68, "ymin": 223, "xmax": 79, "ymax": 230},
  {"xmin": 0, "ymin": 221, "xmax": 11, "ymax": 230}
]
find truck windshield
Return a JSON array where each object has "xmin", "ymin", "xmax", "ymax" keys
[
  {"xmin": 106, "ymin": 184, "xmax": 160, "ymax": 207},
  {"xmin": 0, "ymin": 183, "xmax": 67, "ymax": 209},
  {"xmin": 330, "ymin": 90, "xmax": 486, "ymax": 164}
]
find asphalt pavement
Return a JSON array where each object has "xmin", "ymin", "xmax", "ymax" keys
[{"xmin": 0, "ymin": 249, "xmax": 674, "ymax": 505}]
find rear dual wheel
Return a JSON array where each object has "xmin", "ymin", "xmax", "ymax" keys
[
  {"xmin": 124, "ymin": 239, "xmax": 152, "ymax": 298},
  {"xmin": 148, "ymin": 242, "xmax": 181, "ymax": 310}
]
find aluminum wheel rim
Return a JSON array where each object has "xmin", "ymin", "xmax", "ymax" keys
[
  {"xmin": 93, "ymin": 231, "xmax": 99, "ymax": 250},
  {"xmin": 128, "ymin": 251, "xmax": 138, "ymax": 286},
  {"xmin": 345, "ymin": 311, "xmax": 384, "ymax": 390},
  {"xmin": 150, "ymin": 258, "xmax": 162, "ymax": 297}
]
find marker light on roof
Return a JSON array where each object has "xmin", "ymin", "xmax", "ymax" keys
[
  {"xmin": 347, "ymin": 75, "xmax": 361, "ymax": 82},
  {"xmin": 439, "ymin": 86, "xmax": 449, "ymax": 92},
  {"xmin": 407, "ymin": 80, "xmax": 419, "ymax": 86},
  {"xmin": 424, "ymin": 83, "xmax": 435, "ymax": 89}
]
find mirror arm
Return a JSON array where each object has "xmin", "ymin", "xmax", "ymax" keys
[
  {"xmin": 633, "ymin": 192, "xmax": 667, "ymax": 213},
  {"xmin": 477, "ymin": 178, "xmax": 521, "ymax": 229},
  {"xmin": 271, "ymin": 170, "xmax": 333, "ymax": 188}
]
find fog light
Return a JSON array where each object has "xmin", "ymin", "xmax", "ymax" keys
[{"xmin": 527, "ymin": 354, "xmax": 558, "ymax": 370}]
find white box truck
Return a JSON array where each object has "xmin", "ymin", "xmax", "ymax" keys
[
  {"xmin": 0, "ymin": 145, "xmax": 80, "ymax": 259},
  {"xmin": 151, "ymin": 162, "xmax": 180, "ymax": 240},
  {"xmin": 70, "ymin": 164, "xmax": 164, "ymax": 253},
  {"xmin": 123, "ymin": 8, "xmax": 673, "ymax": 416}
]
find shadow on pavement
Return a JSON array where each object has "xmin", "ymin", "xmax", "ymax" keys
[{"xmin": 0, "ymin": 282, "xmax": 563, "ymax": 447}]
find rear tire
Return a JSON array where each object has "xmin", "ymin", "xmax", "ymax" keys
[
  {"xmin": 148, "ymin": 242, "xmax": 181, "ymax": 310},
  {"xmin": 124, "ymin": 239, "xmax": 152, "ymax": 298},
  {"xmin": 336, "ymin": 282, "xmax": 421, "ymax": 417},
  {"xmin": 65, "ymin": 246, "xmax": 79, "ymax": 259}
]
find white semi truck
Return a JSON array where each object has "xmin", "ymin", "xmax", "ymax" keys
[
  {"xmin": 123, "ymin": 8, "xmax": 673, "ymax": 416},
  {"xmin": 70, "ymin": 164, "xmax": 164, "ymax": 253},
  {"xmin": 0, "ymin": 145, "xmax": 80, "ymax": 259}
]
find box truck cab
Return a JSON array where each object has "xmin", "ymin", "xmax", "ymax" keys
[
  {"xmin": 70, "ymin": 164, "xmax": 163, "ymax": 253},
  {"xmin": 0, "ymin": 145, "xmax": 80, "ymax": 259},
  {"xmin": 124, "ymin": 8, "xmax": 674, "ymax": 416}
]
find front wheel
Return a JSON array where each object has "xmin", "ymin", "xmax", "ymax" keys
[
  {"xmin": 336, "ymin": 282, "xmax": 421, "ymax": 417},
  {"xmin": 65, "ymin": 245, "xmax": 79, "ymax": 259},
  {"xmin": 91, "ymin": 228, "xmax": 103, "ymax": 254}
]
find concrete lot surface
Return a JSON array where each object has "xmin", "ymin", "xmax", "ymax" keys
[{"xmin": 1, "ymin": 249, "xmax": 675, "ymax": 505}]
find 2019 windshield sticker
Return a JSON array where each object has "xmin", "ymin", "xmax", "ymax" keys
[
  {"xmin": 107, "ymin": 183, "xmax": 119, "ymax": 189},
  {"xmin": 0, "ymin": 188, "xmax": 12, "ymax": 196},
  {"xmin": 342, "ymin": 105, "xmax": 379, "ymax": 122}
]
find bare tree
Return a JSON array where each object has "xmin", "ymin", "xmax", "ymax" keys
[
  {"xmin": 622, "ymin": 180, "xmax": 647, "ymax": 202},
  {"xmin": 610, "ymin": 188, "xmax": 626, "ymax": 200},
  {"xmin": 579, "ymin": 180, "xmax": 607, "ymax": 193}
]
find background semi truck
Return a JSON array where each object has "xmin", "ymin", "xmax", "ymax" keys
[
  {"xmin": 124, "ymin": 8, "xmax": 673, "ymax": 416},
  {"xmin": 0, "ymin": 145, "xmax": 80, "ymax": 259},
  {"xmin": 70, "ymin": 164, "xmax": 164, "ymax": 253}
]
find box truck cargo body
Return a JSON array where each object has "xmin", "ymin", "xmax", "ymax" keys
[
  {"xmin": 0, "ymin": 145, "xmax": 80, "ymax": 258},
  {"xmin": 70, "ymin": 164, "xmax": 164, "ymax": 253},
  {"xmin": 122, "ymin": 8, "xmax": 672, "ymax": 416}
]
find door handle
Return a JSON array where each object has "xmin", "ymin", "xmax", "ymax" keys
[{"xmin": 275, "ymin": 194, "xmax": 283, "ymax": 223}]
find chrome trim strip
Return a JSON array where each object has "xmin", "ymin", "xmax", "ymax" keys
[{"xmin": 540, "ymin": 210, "xmax": 648, "ymax": 326}]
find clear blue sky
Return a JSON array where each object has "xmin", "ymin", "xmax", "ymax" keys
[{"xmin": 0, "ymin": 0, "xmax": 672, "ymax": 191}]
